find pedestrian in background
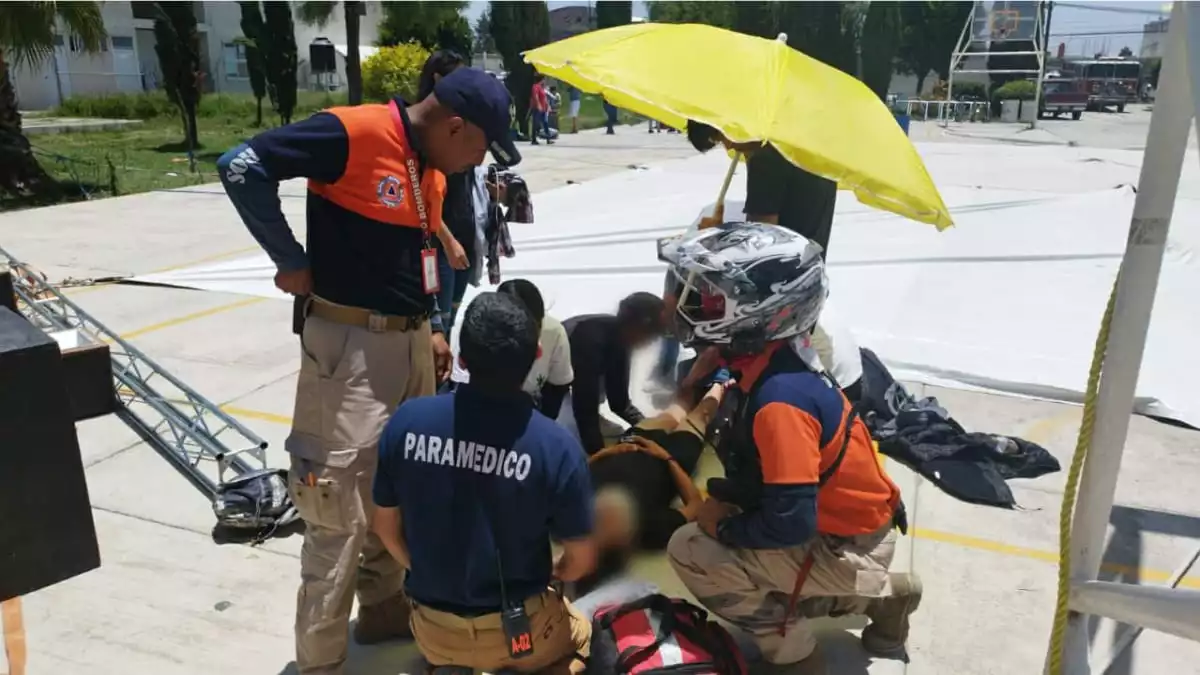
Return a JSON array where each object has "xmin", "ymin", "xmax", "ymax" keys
[
  {"xmin": 566, "ymin": 85, "xmax": 582, "ymax": 133},
  {"xmin": 686, "ymin": 120, "xmax": 836, "ymax": 256},
  {"xmin": 217, "ymin": 67, "xmax": 521, "ymax": 675},
  {"xmin": 548, "ymin": 85, "xmax": 563, "ymax": 131},
  {"xmin": 603, "ymin": 98, "xmax": 619, "ymax": 135},
  {"xmin": 371, "ymin": 291, "xmax": 595, "ymax": 674},
  {"xmin": 530, "ymin": 74, "xmax": 554, "ymax": 145}
]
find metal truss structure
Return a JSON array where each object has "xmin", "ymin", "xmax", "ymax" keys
[{"xmin": 0, "ymin": 245, "xmax": 267, "ymax": 498}]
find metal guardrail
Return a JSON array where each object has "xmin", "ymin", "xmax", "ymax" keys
[
  {"xmin": 0, "ymin": 246, "xmax": 268, "ymax": 498},
  {"xmin": 890, "ymin": 98, "xmax": 992, "ymax": 123}
]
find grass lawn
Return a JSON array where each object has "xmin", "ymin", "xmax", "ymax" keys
[
  {"xmin": 24, "ymin": 117, "xmax": 265, "ymax": 201},
  {"xmin": 4, "ymin": 90, "xmax": 643, "ymax": 212}
]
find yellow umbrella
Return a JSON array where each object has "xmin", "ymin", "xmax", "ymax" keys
[{"xmin": 525, "ymin": 22, "xmax": 953, "ymax": 230}]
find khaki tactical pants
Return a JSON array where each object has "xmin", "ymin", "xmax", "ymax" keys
[
  {"xmin": 668, "ymin": 522, "xmax": 896, "ymax": 664},
  {"xmin": 286, "ymin": 313, "xmax": 436, "ymax": 674},
  {"xmin": 410, "ymin": 589, "xmax": 591, "ymax": 674}
]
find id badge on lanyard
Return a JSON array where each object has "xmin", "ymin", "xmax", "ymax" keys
[{"xmin": 390, "ymin": 101, "xmax": 440, "ymax": 295}]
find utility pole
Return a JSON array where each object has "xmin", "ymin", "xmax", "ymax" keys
[{"xmin": 1045, "ymin": 1, "xmax": 1056, "ymax": 65}]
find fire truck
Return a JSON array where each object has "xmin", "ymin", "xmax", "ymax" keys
[{"xmin": 1063, "ymin": 57, "xmax": 1142, "ymax": 112}]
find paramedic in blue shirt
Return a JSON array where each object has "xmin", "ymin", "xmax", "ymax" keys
[{"xmin": 372, "ymin": 291, "xmax": 596, "ymax": 674}]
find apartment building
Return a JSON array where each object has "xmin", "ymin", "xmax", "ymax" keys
[{"xmin": 11, "ymin": 1, "xmax": 383, "ymax": 111}]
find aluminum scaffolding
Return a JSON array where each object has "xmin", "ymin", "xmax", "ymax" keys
[
  {"xmin": 946, "ymin": 1, "xmax": 1049, "ymax": 127},
  {"xmin": 0, "ymin": 245, "xmax": 268, "ymax": 498},
  {"xmin": 1047, "ymin": 1, "xmax": 1200, "ymax": 673}
]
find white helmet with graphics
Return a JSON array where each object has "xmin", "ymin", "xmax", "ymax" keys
[{"xmin": 658, "ymin": 222, "xmax": 828, "ymax": 352}]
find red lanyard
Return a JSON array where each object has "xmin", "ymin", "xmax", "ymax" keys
[{"xmin": 388, "ymin": 100, "xmax": 431, "ymax": 248}]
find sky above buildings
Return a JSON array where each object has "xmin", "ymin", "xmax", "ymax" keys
[{"xmin": 462, "ymin": 1, "xmax": 1171, "ymax": 58}]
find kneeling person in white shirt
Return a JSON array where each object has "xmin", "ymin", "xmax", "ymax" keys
[{"xmin": 451, "ymin": 279, "xmax": 574, "ymax": 417}]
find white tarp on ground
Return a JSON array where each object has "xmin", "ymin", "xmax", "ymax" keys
[{"xmin": 134, "ymin": 149, "xmax": 1200, "ymax": 428}]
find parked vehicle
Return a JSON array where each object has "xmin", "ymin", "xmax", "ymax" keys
[
  {"xmin": 1039, "ymin": 78, "xmax": 1088, "ymax": 120},
  {"xmin": 1063, "ymin": 57, "xmax": 1141, "ymax": 112}
]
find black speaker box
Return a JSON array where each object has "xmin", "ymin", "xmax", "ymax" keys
[
  {"xmin": 310, "ymin": 39, "xmax": 336, "ymax": 74},
  {"xmin": 0, "ymin": 307, "xmax": 100, "ymax": 602},
  {"xmin": 0, "ymin": 268, "xmax": 15, "ymax": 313},
  {"xmin": 60, "ymin": 339, "xmax": 117, "ymax": 422}
]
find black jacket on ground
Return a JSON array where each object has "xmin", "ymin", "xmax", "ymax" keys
[
  {"xmin": 563, "ymin": 314, "xmax": 645, "ymax": 454},
  {"xmin": 859, "ymin": 347, "xmax": 1062, "ymax": 508}
]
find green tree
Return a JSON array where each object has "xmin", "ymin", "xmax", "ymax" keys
[
  {"xmin": 0, "ymin": 1, "xmax": 106, "ymax": 199},
  {"xmin": 1118, "ymin": 45, "xmax": 1133, "ymax": 58},
  {"xmin": 297, "ymin": 1, "xmax": 364, "ymax": 105},
  {"xmin": 362, "ymin": 43, "xmax": 430, "ymax": 102},
  {"xmin": 237, "ymin": 1, "xmax": 268, "ymax": 126},
  {"xmin": 859, "ymin": 1, "xmax": 902, "ymax": 101},
  {"xmin": 489, "ymin": 0, "xmax": 549, "ymax": 129},
  {"xmin": 595, "ymin": 1, "xmax": 633, "ymax": 30},
  {"xmin": 896, "ymin": 1, "xmax": 973, "ymax": 95},
  {"xmin": 779, "ymin": 1, "xmax": 857, "ymax": 75},
  {"xmin": 474, "ymin": 10, "xmax": 495, "ymax": 53},
  {"xmin": 380, "ymin": 1, "xmax": 472, "ymax": 58},
  {"xmin": 646, "ymin": 1, "xmax": 734, "ymax": 28},
  {"xmin": 733, "ymin": 1, "xmax": 778, "ymax": 39},
  {"xmin": 775, "ymin": 1, "xmax": 857, "ymax": 248},
  {"xmin": 153, "ymin": 2, "xmax": 203, "ymax": 157},
  {"xmin": 263, "ymin": 1, "xmax": 299, "ymax": 123}
]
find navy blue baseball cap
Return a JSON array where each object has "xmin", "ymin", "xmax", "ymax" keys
[{"xmin": 434, "ymin": 68, "xmax": 522, "ymax": 167}]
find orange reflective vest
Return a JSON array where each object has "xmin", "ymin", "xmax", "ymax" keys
[{"xmin": 308, "ymin": 102, "xmax": 446, "ymax": 233}]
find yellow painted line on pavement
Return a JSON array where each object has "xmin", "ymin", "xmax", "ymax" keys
[
  {"xmin": 1023, "ymin": 408, "xmax": 1083, "ymax": 445},
  {"xmin": 220, "ymin": 404, "xmax": 292, "ymax": 426},
  {"xmin": 114, "ymin": 296, "xmax": 266, "ymax": 341},
  {"xmin": 911, "ymin": 526, "xmax": 1200, "ymax": 590}
]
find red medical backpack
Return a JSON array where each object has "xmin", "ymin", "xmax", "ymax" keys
[{"xmin": 586, "ymin": 594, "xmax": 748, "ymax": 674}]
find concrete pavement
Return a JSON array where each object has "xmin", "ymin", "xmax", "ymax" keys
[
  {"xmin": 20, "ymin": 114, "xmax": 143, "ymax": 135},
  {"xmin": 1, "ymin": 122, "xmax": 1198, "ymax": 675},
  {"xmin": 911, "ymin": 104, "xmax": 1197, "ymax": 151}
]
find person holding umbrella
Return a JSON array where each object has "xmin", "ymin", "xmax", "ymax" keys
[{"xmin": 686, "ymin": 121, "xmax": 836, "ymax": 258}]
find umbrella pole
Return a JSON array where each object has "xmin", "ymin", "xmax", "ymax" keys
[
  {"xmin": 712, "ymin": 152, "xmax": 742, "ymax": 223},
  {"xmin": 683, "ymin": 152, "xmax": 744, "ymax": 309}
]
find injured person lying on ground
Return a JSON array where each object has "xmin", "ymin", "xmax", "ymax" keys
[{"xmin": 572, "ymin": 379, "xmax": 732, "ymax": 597}]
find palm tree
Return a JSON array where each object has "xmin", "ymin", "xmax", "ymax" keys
[
  {"xmin": 297, "ymin": 1, "xmax": 363, "ymax": 105},
  {"xmin": 1, "ymin": 1, "xmax": 106, "ymax": 199}
]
